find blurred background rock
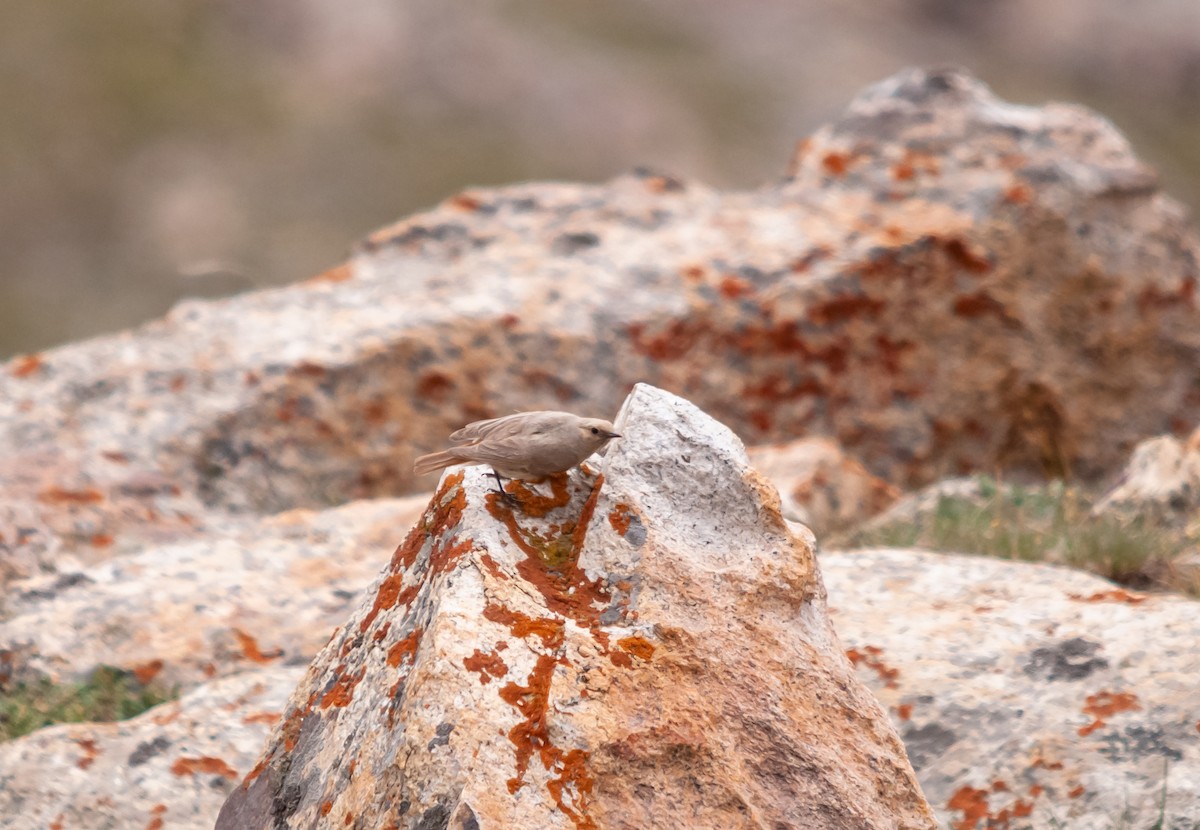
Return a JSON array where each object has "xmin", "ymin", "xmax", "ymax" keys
[{"xmin": 3, "ymin": 0, "xmax": 1198, "ymax": 359}]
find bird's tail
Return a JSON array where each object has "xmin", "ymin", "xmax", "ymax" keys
[{"xmin": 413, "ymin": 450, "xmax": 463, "ymax": 476}]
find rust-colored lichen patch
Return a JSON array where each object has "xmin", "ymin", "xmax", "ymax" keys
[
  {"xmin": 131, "ymin": 659, "xmax": 164, "ymax": 684},
  {"xmin": 463, "ymin": 648, "xmax": 509, "ymax": 684},
  {"xmin": 607, "ymin": 503, "xmax": 635, "ymax": 536},
  {"xmin": 846, "ymin": 645, "xmax": 901, "ymax": 689},
  {"xmin": 953, "ymin": 292, "xmax": 1012, "ymax": 322},
  {"xmin": 170, "ymin": 756, "xmax": 239, "ymax": 779},
  {"xmin": 417, "ymin": 371, "xmax": 455, "ymax": 401},
  {"xmin": 809, "ymin": 295, "xmax": 885, "ymax": 326},
  {"xmin": 242, "ymin": 711, "xmax": 281, "ymax": 726},
  {"xmin": 241, "ymin": 755, "xmax": 269, "ymax": 787},
  {"xmin": 306, "ymin": 263, "xmax": 353, "ymax": 285},
  {"xmin": 483, "ymin": 602, "xmax": 565, "ymax": 650},
  {"xmin": 479, "ymin": 552, "xmax": 506, "ymax": 580},
  {"xmin": 320, "ymin": 667, "xmax": 367, "ymax": 709},
  {"xmin": 616, "ymin": 636, "xmax": 655, "ymax": 661},
  {"xmin": 37, "ymin": 487, "xmax": 104, "ymax": 505},
  {"xmin": 1078, "ymin": 690, "xmax": 1140, "ymax": 736},
  {"xmin": 145, "ymin": 804, "xmax": 167, "ymax": 830},
  {"xmin": 504, "ymin": 473, "xmax": 572, "ymax": 518},
  {"xmin": 895, "ymin": 703, "xmax": 914, "ymax": 721},
  {"xmin": 90, "ymin": 533, "xmax": 114, "ymax": 548},
  {"xmin": 1068, "ymin": 589, "xmax": 1147, "ymax": 605},
  {"xmin": 75, "ymin": 738, "xmax": 99, "ymax": 770},
  {"xmin": 386, "ymin": 628, "xmax": 424, "ymax": 669},
  {"xmin": 498, "ymin": 654, "xmax": 597, "ymax": 828},
  {"xmin": 947, "ymin": 786, "xmax": 990, "ymax": 830},
  {"xmin": 360, "ymin": 574, "xmax": 405, "ymax": 635},
  {"xmin": 320, "ymin": 801, "xmax": 334, "ymax": 816},
  {"xmin": 1068, "ymin": 785, "xmax": 1085, "ymax": 799},
  {"xmin": 719, "ymin": 275, "xmax": 753, "ymax": 300},
  {"xmin": 447, "ymin": 192, "xmax": 483, "ymax": 211},
  {"xmin": 1029, "ymin": 756, "xmax": 1064, "ymax": 771},
  {"xmin": 822, "ymin": 151, "xmax": 852, "ymax": 176},
  {"xmin": 501, "ymin": 653, "xmax": 560, "ymax": 794},
  {"xmin": 233, "ymin": 629, "xmax": 283, "ymax": 663},
  {"xmin": 10, "ymin": 353, "xmax": 43, "ymax": 378}
]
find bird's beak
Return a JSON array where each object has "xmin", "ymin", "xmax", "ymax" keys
[{"xmin": 606, "ymin": 431, "xmax": 622, "ymax": 439}]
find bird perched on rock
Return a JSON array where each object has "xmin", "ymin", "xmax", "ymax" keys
[{"xmin": 413, "ymin": 411, "xmax": 621, "ymax": 493}]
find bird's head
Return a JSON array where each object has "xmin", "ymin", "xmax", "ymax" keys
[{"xmin": 578, "ymin": 418, "xmax": 621, "ymax": 451}]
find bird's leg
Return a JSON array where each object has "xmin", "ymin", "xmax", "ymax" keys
[{"xmin": 489, "ymin": 469, "xmax": 520, "ymax": 506}]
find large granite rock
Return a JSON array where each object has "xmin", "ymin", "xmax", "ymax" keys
[
  {"xmin": 3, "ymin": 67, "xmax": 1198, "ymax": 588},
  {"xmin": 823, "ymin": 549, "xmax": 1200, "ymax": 830},
  {"xmin": 217, "ymin": 384, "xmax": 935, "ymax": 829},
  {"xmin": 0, "ymin": 497, "xmax": 426, "ymax": 690},
  {"xmin": 0, "ymin": 665, "xmax": 302, "ymax": 830}
]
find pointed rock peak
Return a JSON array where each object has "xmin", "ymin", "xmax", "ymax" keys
[{"xmin": 219, "ymin": 384, "xmax": 935, "ymax": 830}]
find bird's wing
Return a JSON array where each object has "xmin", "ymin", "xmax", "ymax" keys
[
  {"xmin": 455, "ymin": 435, "xmax": 535, "ymax": 469},
  {"xmin": 449, "ymin": 411, "xmax": 570, "ymax": 445},
  {"xmin": 448, "ymin": 412, "xmax": 528, "ymax": 445}
]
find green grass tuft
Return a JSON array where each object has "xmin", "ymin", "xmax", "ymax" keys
[
  {"xmin": 843, "ymin": 477, "xmax": 1194, "ymax": 596},
  {"xmin": 0, "ymin": 665, "xmax": 176, "ymax": 742}
]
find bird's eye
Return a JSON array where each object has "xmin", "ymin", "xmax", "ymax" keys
[{"xmin": 590, "ymin": 427, "xmax": 599, "ymax": 434}]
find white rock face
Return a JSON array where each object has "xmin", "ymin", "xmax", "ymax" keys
[
  {"xmin": 216, "ymin": 383, "xmax": 935, "ymax": 829},
  {"xmin": 1, "ymin": 497, "xmax": 427, "ymax": 690},
  {"xmin": 0, "ymin": 666, "xmax": 303, "ymax": 830},
  {"xmin": 1093, "ymin": 428, "xmax": 1200, "ymax": 520},
  {"xmin": 823, "ymin": 548, "xmax": 1200, "ymax": 830}
]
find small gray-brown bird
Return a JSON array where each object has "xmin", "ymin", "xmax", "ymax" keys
[{"xmin": 413, "ymin": 411, "xmax": 621, "ymax": 492}]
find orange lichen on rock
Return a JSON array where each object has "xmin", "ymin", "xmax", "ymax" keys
[
  {"xmin": 483, "ymin": 602, "xmax": 565, "ymax": 650},
  {"xmin": 504, "ymin": 473, "xmax": 572, "ymax": 518},
  {"xmin": 498, "ymin": 653, "xmax": 598, "ymax": 829},
  {"xmin": 233, "ymin": 629, "xmax": 283, "ymax": 664},
  {"xmin": 846, "ymin": 645, "xmax": 901, "ymax": 689},
  {"xmin": 10, "ymin": 353, "xmax": 43, "ymax": 378},
  {"xmin": 501, "ymin": 653, "xmax": 560, "ymax": 794},
  {"xmin": 386, "ymin": 628, "xmax": 424, "ymax": 669},
  {"xmin": 305, "ymin": 263, "xmax": 353, "ymax": 285},
  {"xmin": 131, "ymin": 659, "xmax": 164, "ymax": 684},
  {"xmin": 947, "ymin": 786, "xmax": 990, "ymax": 830},
  {"xmin": 320, "ymin": 667, "xmax": 367, "ymax": 709},
  {"xmin": 616, "ymin": 636, "xmax": 655, "ymax": 662},
  {"xmin": 75, "ymin": 738, "xmax": 99, "ymax": 770},
  {"xmin": 37, "ymin": 487, "xmax": 104, "ymax": 505},
  {"xmin": 463, "ymin": 648, "xmax": 509, "ymax": 684},
  {"xmin": 895, "ymin": 703, "xmax": 914, "ymax": 720},
  {"xmin": 242, "ymin": 711, "xmax": 281, "ymax": 726},
  {"xmin": 719, "ymin": 275, "xmax": 753, "ymax": 300},
  {"xmin": 170, "ymin": 756, "xmax": 239, "ymax": 779},
  {"xmin": 822, "ymin": 150, "xmax": 852, "ymax": 176},
  {"xmin": 607, "ymin": 503, "xmax": 635, "ymax": 536},
  {"xmin": 146, "ymin": 804, "xmax": 167, "ymax": 830},
  {"xmin": 1068, "ymin": 589, "xmax": 1147, "ymax": 605},
  {"xmin": 1068, "ymin": 785, "xmax": 1085, "ymax": 799},
  {"xmin": 1078, "ymin": 690, "xmax": 1140, "ymax": 736},
  {"xmin": 479, "ymin": 552, "xmax": 506, "ymax": 579}
]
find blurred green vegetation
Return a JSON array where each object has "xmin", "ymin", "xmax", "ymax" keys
[
  {"xmin": 840, "ymin": 477, "xmax": 1199, "ymax": 597},
  {"xmin": 0, "ymin": 665, "xmax": 176, "ymax": 742}
]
